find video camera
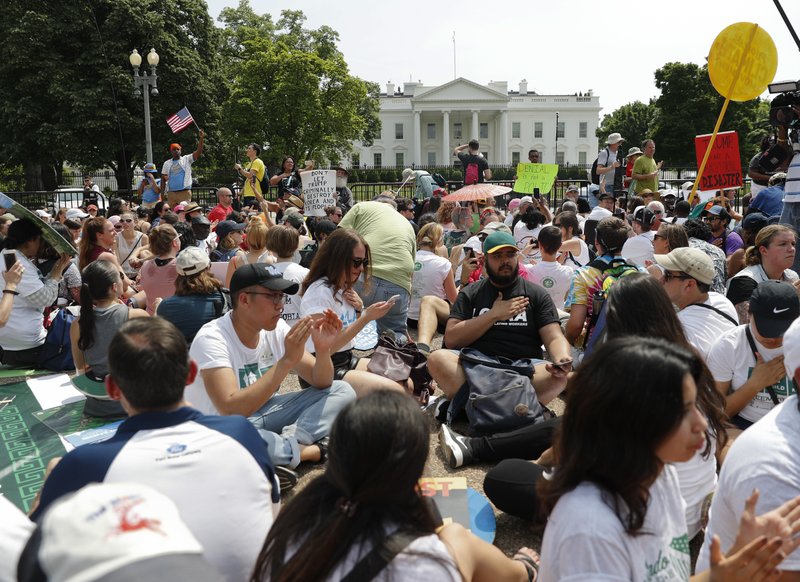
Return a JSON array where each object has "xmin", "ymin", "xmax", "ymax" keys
[{"xmin": 769, "ymin": 81, "xmax": 800, "ymax": 127}]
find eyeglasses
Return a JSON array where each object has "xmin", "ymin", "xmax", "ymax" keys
[
  {"xmin": 663, "ymin": 271, "xmax": 694, "ymax": 282},
  {"xmin": 553, "ymin": 222, "xmax": 562, "ymax": 227},
  {"xmin": 352, "ymin": 258, "xmax": 369, "ymax": 268},
  {"xmin": 654, "ymin": 234, "xmax": 666, "ymax": 240},
  {"xmin": 703, "ymin": 216, "xmax": 722, "ymax": 222},
  {"xmin": 245, "ymin": 291, "xmax": 287, "ymax": 306}
]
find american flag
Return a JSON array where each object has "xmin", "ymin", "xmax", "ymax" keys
[{"xmin": 166, "ymin": 107, "xmax": 195, "ymax": 134}]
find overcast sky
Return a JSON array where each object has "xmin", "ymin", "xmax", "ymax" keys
[{"xmin": 207, "ymin": 0, "xmax": 800, "ymax": 116}]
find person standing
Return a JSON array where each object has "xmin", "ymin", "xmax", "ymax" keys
[
  {"xmin": 596, "ymin": 133, "xmax": 625, "ymax": 195},
  {"xmin": 235, "ymin": 143, "xmax": 265, "ymax": 208},
  {"xmin": 161, "ymin": 129, "xmax": 205, "ymax": 206},
  {"xmin": 137, "ymin": 163, "xmax": 162, "ymax": 209},
  {"xmin": 453, "ymin": 140, "xmax": 491, "ymax": 184},
  {"xmin": 632, "ymin": 139, "xmax": 663, "ymax": 194}
]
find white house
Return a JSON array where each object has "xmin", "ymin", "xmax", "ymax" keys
[{"xmin": 351, "ymin": 78, "xmax": 602, "ymax": 169}]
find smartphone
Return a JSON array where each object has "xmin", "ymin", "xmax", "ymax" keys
[
  {"xmin": 3, "ymin": 250, "xmax": 16, "ymax": 271},
  {"xmin": 552, "ymin": 359, "xmax": 573, "ymax": 372},
  {"xmin": 534, "ymin": 188, "xmax": 541, "ymax": 200},
  {"xmin": 465, "ymin": 248, "xmax": 475, "ymax": 260},
  {"xmin": 387, "ymin": 294, "xmax": 401, "ymax": 305}
]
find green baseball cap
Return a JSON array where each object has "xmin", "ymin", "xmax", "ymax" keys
[{"xmin": 482, "ymin": 231, "xmax": 519, "ymax": 255}]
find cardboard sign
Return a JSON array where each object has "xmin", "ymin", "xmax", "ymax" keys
[
  {"xmin": 694, "ymin": 131, "xmax": 742, "ymax": 191},
  {"xmin": 300, "ymin": 170, "xmax": 336, "ymax": 217},
  {"xmin": 419, "ymin": 477, "xmax": 471, "ymax": 529},
  {"xmin": 513, "ymin": 163, "xmax": 558, "ymax": 194}
]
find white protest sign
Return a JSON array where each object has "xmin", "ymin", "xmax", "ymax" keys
[{"xmin": 301, "ymin": 170, "xmax": 337, "ymax": 217}]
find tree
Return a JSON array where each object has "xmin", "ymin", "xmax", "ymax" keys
[
  {"xmin": 596, "ymin": 101, "xmax": 656, "ymax": 155},
  {"xmin": 218, "ymin": 4, "xmax": 380, "ymax": 169},
  {"xmin": 0, "ymin": 0, "xmax": 223, "ymax": 191},
  {"xmin": 650, "ymin": 62, "xmax": 768, "ymax": 168}
]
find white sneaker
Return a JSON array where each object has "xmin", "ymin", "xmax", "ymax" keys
[{"xmin": 439, "ymin": 424, "xmax": 474, "ymax": 469}]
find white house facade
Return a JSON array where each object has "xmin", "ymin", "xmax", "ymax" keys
[{"xmin": 351, "ymin": 78, "xmax": 602, "ymax": 169}]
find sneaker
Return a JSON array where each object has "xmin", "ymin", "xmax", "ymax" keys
[
  {"xmin": 424, "ymin": 396, "xmax": 449, "ymax": 423},
  {"xmin": 439, "ymin": 424, "xmax": 474, "ymax": 469},
  {"xmin": 275, "ymin": 466, "xmax": 299, "ymax": 492}
]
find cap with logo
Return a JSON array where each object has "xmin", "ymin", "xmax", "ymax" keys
[
  {"xmin": 749, "ymin": 280, "xmax": 800, "ymax": 339},
  {"xmin": 654, "ymin": 247, "xmax": 714, "ymax": 285},
  {"xmin": 229, "ymin": 263, "xmax": 300, "ymax": 297}
]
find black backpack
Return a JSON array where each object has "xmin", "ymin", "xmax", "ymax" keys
[
  {"xmin": 590, "ymin": 147, "xmax": 609, "ymax": 185},
  {"xmin": 431, "ymin": 173, "xmax": 447, "ymax": 188}
]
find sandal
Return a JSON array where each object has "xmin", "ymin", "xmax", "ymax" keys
[
  {"xmin": 513, "ymin": 547, "xmax": 540, "ymax": 582},
  {"xmin": 315, "ymin": 437, "xmax": 329, "ymax": 464}
]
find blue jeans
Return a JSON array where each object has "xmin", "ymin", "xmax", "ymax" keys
[
  {"xmin": 354, "ymin": 277, "xmax": 410, "ymax": 341},
  {"xmin": 248, "ymin": 380, "xmax": 355, "ymax": 468},
  {"xmin": 779, "ymin": 201, "xmax": 800, "ymax": 273}
]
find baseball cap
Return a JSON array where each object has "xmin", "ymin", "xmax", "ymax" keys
[
  {"xmin": 633, "ymin": 206, "xmax": 656, "ymax": 226},
  {"xmin": 705, "ymin": 205, "xmax": 731, "ymax": 221},
  {"xmin": 565, "ymin": 185, "xmax": 579, "ymax": 193},
  {"xmin": 483, "ymin": 231, "xmax": 518, "ymax": 254},
  {"xmin": 191, "ymin": 214, "xmax": 211, "ymax": 226},
  {"xmin": 0, "ymin": 213, "xmax": 18, "ymax": 222},
  {"xmin": 519, "ymin": 196, "xmax": 533, "ymax": 205},
  {"xmin": 598, "ymin": 192, "xmax": 614, "ymax": 201},
  {"xmin": 507, "ymin": 199, "xmax": 521, "ymax": 211},
  {"xmin": 215, "ymin": 220, "xmax": 245, "ymax": 240},
  {"xmin": 783, "ymin": 317, "xmax": 800, "ymax": 380},
  {"xmin": 66, "ymin": 208, "xmax": 89, "ymax": 220},
  {"xmin": 175, "ymin": 247, "xmax": 210, "ymax": 276},
  {"xmin": 143, "ymin": 162, "xmax": 158, "ymax": 173},
  {"xmin": 18, "ymin": 482, "xmax": 222, "ymax": 582},
  {"xmin": 742, "ymin": 212, "xmax": 769, "ymax": 233},
  {"xmin": 35, "ymin": 209, "xmax": 52, "ymax": 219},
  {"xmin": 479, "ymin": 221, "xmax": 512, "ymax": 236},
  {"xmin": 749, "ymin": 280, "xmax": 800, "ymax": 338},
  {"xmin": 654, "ymin": 247, "xmax": 714, "ymax": 285},
  {"xmin": 174, "ymin": 203, "xmax": 187, "ymax": 213},
  {"xmin": 282, "ymin": 212, "xmax": 305, "ymax": 230},
  {"xmin": 230, "ymin": 263, "xmax": 300, "ymax": 297}
]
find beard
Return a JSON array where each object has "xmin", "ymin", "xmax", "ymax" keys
[
  {"xmin": 336, "ymin": 177, "xmax": 348, "ymax": 189},
  {"xmin": 485, "ymin": 257, "xmax": 518, "ymax": 287}
]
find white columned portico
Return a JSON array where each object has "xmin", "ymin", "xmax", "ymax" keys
[
  {"xmin": 471, "ymin": 110, "xmax": 479, "ymax": 140},
  {"xmin": 413, "ymin": 110, "xmax": 422, "ymax": 166},
  {"xmin": 442, "ymin": 111, "xmax": 450, "ymax": 165},
  {"xmin": 499, "ymin": 110, "xmax": 508, "ymax": 165}
]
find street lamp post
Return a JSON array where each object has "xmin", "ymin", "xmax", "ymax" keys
[{"xmin": 129, "ymin": 48, "xmax": 159, "ymax": 163}]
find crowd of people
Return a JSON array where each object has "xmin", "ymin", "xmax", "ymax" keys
[{"xmin": 3, "ymin": 134, "xmax": 800, "ymax": 581}]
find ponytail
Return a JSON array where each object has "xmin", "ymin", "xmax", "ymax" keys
[{"xmin": 77, "ymin": 260, "xmax": 119, "ymax": 351}]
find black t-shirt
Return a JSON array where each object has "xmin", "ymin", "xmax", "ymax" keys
[
  {"xmin": 275, "ymin": 170, "xmax": 302, "ymax": 197},
  {"xmin": 450, "ymin": 276, "xmax": 559, "ymax": 360},
  {"xmin": 457, "ymin": 152, "xmax": 489, "ymax": 183}
]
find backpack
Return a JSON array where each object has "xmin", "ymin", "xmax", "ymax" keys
[
  {"xmin": 431, "ymin": 173, "xmax": 447, "ymax": 188},
  {"xmin": 583, "ymin": 257, "xmax": 640, "ymax": 348},
  {"xmin": 37, "ymin": 306, "xmax": 79, "ymax": 372},
  {"xmin": 590, "ymin": 147, "xmax": 610, "ymax": 185},
  {"xmin": 464, "ymin": 162, "xmax": 480, "ymax": 185}
]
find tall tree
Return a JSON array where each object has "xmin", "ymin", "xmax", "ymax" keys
[
  {"xmin": 0, "ymin": 0, "xmax": 223, "ymax": 191},
  {"xmin": 596, "ymin": 101, "xmax": 656, "ymax": 155},
  {"xmin": 650, "ymin": 62, "xmax": 767, "ymax": 168},
  {"xmin": 218, "ymin": 4, "xmax": 380, "ymax": 169}
]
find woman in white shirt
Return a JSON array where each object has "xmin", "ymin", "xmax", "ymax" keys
[
  {"xmin": 250, "ymin": 390, "xmax": 537, "ymax": 582},
  {"xmin": 299, "ymin": 228, "xmax": 407, "ymax": 396},
  {"xmin": 538, "ymin": 336, "xmax": 797, "ymax": 581},
  {"xmin": 410, "ymin": 223, "xmax": 458, "ymax": 354},
  {"xmin": 552, "ymin": 211, "xmax": 590, "ymax": 268}
]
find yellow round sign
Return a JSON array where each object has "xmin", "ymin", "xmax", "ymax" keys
[{"xmin": 708, "ymin": 22, "xmax": 777, "ymax": 102}]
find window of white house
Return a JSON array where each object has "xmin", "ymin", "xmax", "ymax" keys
[
  {"xmin": 395, "ymin": 152, "xmax": 404, "ymax": 167},
  {"xmin": 534, "ymin": 122, "xmax": 543, "ymax": 138},
  {"xmin": 454, "ymin": 123, "xmax": 463, "ymax": 140},
  {"xmin": 395, "ymin": 123, "xmax": 404, "ymax": 139},
  {"xmin": 578, "ymin": 151, "xmax": 587, "ymax": 165},
  {"xmin": 556, "ymin": 151, "xmax": 565, "ymax": 164},
  {"xmin": 512, "ymin": 122, "xmax": 521, "ymax": 139},
  {"xmin": 480, "ymin": 123, "xmax": 488, "ymax": 139},
  {"xmin": 351, "ymin": 154, "xmax": 360, "ymax": 167},
  {"xmin": 556, "ymin": 122, "xmax": 565, "ymax": 139},
  {"xmin": 427, "ymin": 123, "xmax": 436, "ymax": 140},
  {"xmin": 511, "ymin": 151, "xmax": 520, "ymax": 165},
  {"xmin": 374, "ymin": 153, "xmax": 382, "ymax": 167},
  {"xmin": 579, "ymin": 122, "xmax": 588, "ymax": 138},
  {"xmin": 428, "ymin": 152, "xmax": 436, "ymax": 165}
]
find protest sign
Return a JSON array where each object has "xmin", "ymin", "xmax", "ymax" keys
[
  {"xmin": 0, "ymin": 193, "xmax": 77, "ymax": 256},
  {"xmin": 300, "ymin": 170, "xmax": 336, "ymax": 217},
  {"xmin": 694, "ymin": 131, "xmax": 741, "ymax": 191},
  {"xmin": 513, "ymin": 163, "xmax": 558, "ymax": 194}
]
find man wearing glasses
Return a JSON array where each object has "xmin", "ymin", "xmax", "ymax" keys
[
  {"xmin": 185, "ymin": 263, "xmax": 356, "ymax": 486},
  {"xmin": 704, "ymin": 205, "xmax": 744, "ymax": 257},
  {"xmin": 655, "ymin": 247, "xmax": 738, "ymax": 357}
]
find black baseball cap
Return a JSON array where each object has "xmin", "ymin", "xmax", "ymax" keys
[
  {"xmin": 749, "ymin": 280, "xmax": 800, "ymax": 338},
  {"xmin": 598, "ymin": 192, "xmax": 614, "ymax": 201},
  {"xmin": 229, "ymin": 263, "xmax": 300, "ymax": 297}
]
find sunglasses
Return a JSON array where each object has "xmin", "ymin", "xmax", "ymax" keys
[
  {"xmin": 663, "ymin": 271, "xmax": 693, "ymax": 282},
  {"xmin": 352, "ymin": 258, "xmax": 369, "ymax": 268}
]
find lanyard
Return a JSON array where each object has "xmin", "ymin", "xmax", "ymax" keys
[{"xmin": 745, "ymin": 326, "xmax": 781, "ymax": 406}]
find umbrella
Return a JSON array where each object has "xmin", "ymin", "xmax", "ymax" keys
[{"xmin": 442, "ymin": 183, "xmax": 512, "ymax": 202}]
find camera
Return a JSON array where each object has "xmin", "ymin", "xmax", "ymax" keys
[{"xmin": 768, "ymin": 81, "xmax": 800, "ymax": 127}]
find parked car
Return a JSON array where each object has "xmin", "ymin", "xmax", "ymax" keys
[{"xmin": 52, "ymin": 188, "xmax": 107, "ymax": 212}]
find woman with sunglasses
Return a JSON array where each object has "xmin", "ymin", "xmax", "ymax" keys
[
  {"xmin": 299, "ymin": 228, "xmax": 408, "ymax": 396},
  {"xmin": 115, "ymin": 212, "xmax": 149, "ymax": 281},
  {"xmin": 148, "ymin": 201, "xmax": 170, "ymax": 228}
]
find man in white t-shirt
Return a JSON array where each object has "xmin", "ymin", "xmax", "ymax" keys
[
  {"xmin": 585, "ymin": 192, "xmax": 614, "ymax": 222},
  {"xmin": 621, "ymin": 206, "xmax": 659, "ymax": 267},
  {"xmin": 185, "ymin": 263, "xmax": 356, "ymax": 471},
  {"xmin": 160, "ymin": 129, "xmax": 204, "ymax": 206},
  {"xmin": 525, "ymin": 226, "xmax": 574, "ymax": 311},
  {"xmin": 698, "ymin": 317, "xmax": 800, "ymax": 574},
  {"xmin": 655, "ymin": 247, "xmax": 738, "ymax": 357}
]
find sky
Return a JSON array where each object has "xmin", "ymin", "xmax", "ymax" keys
[{"xmin": 206, "ymin": 0, "xmax": 800, "ymax": 116}]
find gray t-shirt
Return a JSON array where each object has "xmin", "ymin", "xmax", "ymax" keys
[{"xmin": 83, "ymin": 303, "xmax": 129, "ymax": 376}]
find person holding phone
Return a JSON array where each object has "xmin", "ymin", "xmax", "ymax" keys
[
  {"xmin": 0, "ymin": 219, "xmax": 71, "ymax": 366},
  {"xmin": 299, "ymin": 229, "xmax": 409, "ymax": 396}
]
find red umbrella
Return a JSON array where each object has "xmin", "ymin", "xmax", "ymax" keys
[{"xmin": 442, "ymin": 183, "xmax": 512, "ymax": 202}]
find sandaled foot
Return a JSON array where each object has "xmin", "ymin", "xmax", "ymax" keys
[
  {"xmin": 513, "ymin": 547, "xmax": 540, "ymax": 582},
  {"xmin": 315, "ymin": 437, "xmax": 329, "ymax": 464}
]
